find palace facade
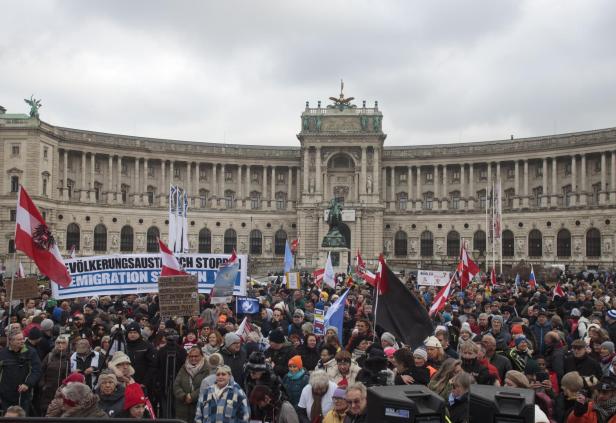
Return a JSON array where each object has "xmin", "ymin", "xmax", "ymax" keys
[{"xmin": 1, "ymin": 96, "xmax": 616, "ymax": 274}]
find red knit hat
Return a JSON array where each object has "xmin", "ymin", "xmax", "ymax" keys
[
  {"xmin": 123, "ymin": 383, "xmax": 147, "ymax": 411},
  {"xmin": 62, "ymin": 372, "xmax": 85, "ymax": 386}
]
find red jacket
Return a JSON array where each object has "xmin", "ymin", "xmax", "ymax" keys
[
  {"xmin": 567, "ymin": 402, "xmax": 616, "ymax": 423},
  {"xmin": 479, "ymin": 358, "xmax": 501, "ymax": 384}
]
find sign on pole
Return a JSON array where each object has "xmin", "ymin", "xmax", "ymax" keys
[
  {"xmin": 6, "ymin": 277, "xmax": 40, "ymax": 301},
  {"xmin": 158, "ymin": 274, "xmax": 199, "ymax": 318},
  {"xmin": 285, "ymin": 272, "xmax": 301, "ymax": 290},
  {"xmin": 417, "ymin": 270, "xmax": 451, "ymax": 287}
]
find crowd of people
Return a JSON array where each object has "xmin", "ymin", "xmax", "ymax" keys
[{"xmin": 1, "ymin": 268, "xmax": 616, "ymax": 422}]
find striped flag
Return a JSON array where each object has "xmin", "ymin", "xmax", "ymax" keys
[
  {"xmin": 16, "ymin": 261, "xmax": 25, "ymax": 278},
  {"xmin": 529, "ymin": 265, "xmax": 537, "ymax": 290},
  {"xmin": 158, "ymin": 239, "xmax": 188, "ymax": 276},
  {"xmin": 355, "ymin": 251, "xmax": 376, "ymax": 286},
  {"xmin": 553, "ymin": 281, "xmax": 565, "ymax": 299}
]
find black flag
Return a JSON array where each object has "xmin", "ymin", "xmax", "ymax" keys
[{"xmin": 375, "ymin": 262, "xmax": 433, "ymax": 348}]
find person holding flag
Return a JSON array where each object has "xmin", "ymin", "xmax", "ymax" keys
[{"xmin": 529, "ymin": 265, "xmax": 537, "ymax": 290}]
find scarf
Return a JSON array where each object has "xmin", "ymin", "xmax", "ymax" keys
[
  {"xmin": 287, "ymin": 369, "xmax": 306, "ymax": 381},
  {"xmin": 185, "ymin": 358, "xmax": 206, "ymax": 380},
  {"xmin": 310, "ymin": 389, "xmax": 325, "ymax": 423},
  {"xmin": 593, "ymin": 397, "xmax": 616, "ymax": 422}
]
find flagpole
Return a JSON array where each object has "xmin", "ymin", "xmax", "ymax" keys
[
  {"xmin": 8, "ymin": 252, "xmax": 16, "ymax": 321},
  {"xmin": 485, "ymin": 184, "xmax": 489, "ymax": 274},
  {"xmin": 498, "ymin": 179, "xmax": 503, "ymax": 275},
  {"xmin": 372, "ymin": 256, "xmax": 381, "ymax": 343},
  {"xmin": 492, "ymin": 181, "xmax": 495, "ymax": 276}
]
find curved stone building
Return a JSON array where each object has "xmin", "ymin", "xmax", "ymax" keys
[{"xmin": 1, "ymin": 94, "xmax": 615, "ymax": 274}]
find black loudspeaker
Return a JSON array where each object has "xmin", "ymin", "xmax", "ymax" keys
[
  {"xmin": 367, "ymin": 385, "xmax": 446, "ymax": 422},
  {"xmin": 469, "ymin": 384, "xmax": 535, "ymax": 423}
]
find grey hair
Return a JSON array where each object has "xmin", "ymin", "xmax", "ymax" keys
[
  {"xmin": 62, "ymin": 382, "xmax": 94, "ymax": 403},
  {"xmin": 215, "ymin": 365, "xmax": 232, "ymax": 375},
  {"xmin": 309, "ymin": 370, "xmax": 330, "ymax": 390},
  {"xmin": 346, "ymin": 382, "xmax": 367, "ymax": 398},
  {"xmin": 7, "ymin": 328, "xmax": 23, "ymax": 341}
]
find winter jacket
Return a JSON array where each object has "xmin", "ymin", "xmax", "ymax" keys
[
  {"xmin": 319, "ymin": 358, "xmax": 338, "ymax": 379},
  {"xmin": 564, "ymin": 354, "xmax": 603, "ymax": 379},
  {"xmin": 220, "ymin": 346, "xmax": 247, "ymax": 385},
  {"xmin": 255, "ymin": 401, "xmax": 299, "ymax": 423},
  {"xmin": 125, "ymin": 336, "xmax": 158, "ymax": 393},
  {"xmin": 0, "ymin": 344, "xmax": 42, "ymax": 405},
  {"xmin": 243, "ymin": 367, "xmax": 285, "ymax": 404},
  {"xmin": 70, "ymin": 350, "xmax": 102, "ymax": 388},
  {"xmin": 329, "ymin": 361, "xmax": 362, "ymax": 387},
  {"xmin": 173, "ymin": 362, "xmax": 210, "ymax": 423},
  {"xmin": 282, "ymin": 369, "xmax": 309, "ymax": 409},
  {"xmin": 530, "ymin": 321, "xmax": 553, "ymax": 354},
  {"xmin": 195, "ymin": 380, "xmax": 250, "ymax": 423},
  {"xmin": 448, "ymin": 392, "xmax": 469, "ymax": 423},
  {"xmin": 324, "ymin": 408, "xmax": 347, "ymax": 423},
  {"xmin": 489, "ymin": 353, "xmax": 512, "ymax": 382},
  {"xmin": 567, "ymin": 401, "xmax": 616, "ymax": 423},
  {"xmin": 156, "ymin": 343, "xmax": 187, "ymax": 395},
  {"xmin": 95, "ymin": 385, "xmax": 125, "ymax": 417},
  {"xmin": 508, "ymin": 347, "xmax": 533, "ymax": 373},
  {"xmin": 60, "ymin": 393, "xmax": 109, "ymax": 418},
  {"xmin": 265, "ymin": 342, "xmax": 297, "ymax": 378},
  {"xmin": 461, "ymin": 358, "xmax": 495, "ymax": 385},
  {"xmin": 298, "ymin": 345, "xmax": 320, "ymax": 371},
  {"xmin": 394, "ymin": 366, "xmax": 430, "ymax": 386},
  {"xmin": 545, "ymin": 342, "xmax": 567, "ymax": 382},
  {"xmin": 343, "ymin": 411, "xmax": 368, "ymax": 423},
  {"xmin": 39, "ymin": 348, "xmax": 71, "ymax": 413}
]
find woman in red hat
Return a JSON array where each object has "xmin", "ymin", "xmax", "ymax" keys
[{"xmin": 118, "ymin": 383, "xmax": 155, "ymax": 419}]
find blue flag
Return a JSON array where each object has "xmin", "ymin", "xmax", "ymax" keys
[
  {"xmin": 514, "ymin": 273, "xmax": 521, "ymax": 286},
  {"xmin": 211, "ymin": 261, "xmax": 239, "ymax": 301},
  {"xmin": 283, "ymin": 240, "xmax": 293, "ymax": 273},
  {"xmin": 236, "ymin": 297, "xmax": 260, "ymax": 314},
  {"xmin": 324, "ymin": 289, "xmax": 349, "ymax": 343}
]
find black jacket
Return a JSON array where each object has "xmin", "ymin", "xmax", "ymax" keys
[
  {"xmin": 220, "ymin": 346, "xmax": 247, "ymax": 386},
  {"xmin": 563, "ymin": 354, "xmax": 602, "ymax": 379},
  {"xmin": 298, "ymin": 345, "xmax": 320, "ymax": 371},
  {"xmin": 394, "ymin": 366, "xmax": 430, "ymax": 386},
  {"xmin": 0, "ymin": 345, "xmax": 42, "ymax": 404},
  {"xmin": 157, "ymin": 343, "xmax": 187, "ymax": 394},
  {"xmin": 126, "ymin": 337, "xmax": 158, "ymax": 392},
  {"xmin": 265, "ymin": 343, "xmax": 297, "ymax": 378},
  {"xmin": 461, "ymin": 358, "xmax": 495, "ymax": 385},
  {"xmin": 448, "ymin": 392, "xmax": 469, "ymax": 423},
  {"xmin": 95, "ymin": 385, "xmax": 125, "ymax": 417}
]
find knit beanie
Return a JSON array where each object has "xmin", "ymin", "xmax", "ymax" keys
[
  {"xmin": 246, "ymin": 351, "xmax": 268, "ymax": 372},
  {"xmin": 224, "ymin": 332, "xmax": 241, "ymax": 348},
  {"xmin": 123, "ymin": 383, "xmax": 147, "ymax": 411},
  {"xmin": 41, "ymin": 319, "xmax": 54, "ymax": 332},
  {"xmin": 288, "ymin": 355, "xmax": 303, "ymax": 369},
  {"xmin": 269, "ymin": 329, "xmax": 285, "ymax": 344},
  {"xmin": 413, "ymin": 348, "xmax": 428, "ymax": 361},
  {"xmin": 62, "ymin": 372, "xmax": 85, "ymax": 386},
  {"xmin": 460, "ymin": 322, "xmax": 472, "ymax": 334},
  {"xmin": 511, "ymin": 324, "xmax": 524, "ymax": 335},
  {"xmin": 603, "ymin": 341, "xmax": 616, "ymax": 354},
  {"xmin": 381, "ymin": 332, "xmax": 397, "ymax": 347},
  {"xmin": 515, "ymin": 336, "xmax": 528, "ymax": 347},
  {"xmin": 332, "ymin": 387, "xmax": 346, "ymax": 399}
]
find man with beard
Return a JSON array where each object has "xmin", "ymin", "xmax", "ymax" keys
[
  {"xmin": 70, "ymin": 338, "xmax": 101, "ymax": 389},
  {"xmin": 124, "ymin": 321, "xmax": 158, "ymax": 396}
]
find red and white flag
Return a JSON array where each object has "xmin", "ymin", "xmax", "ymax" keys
[
  {"xmin": 372, "ymin": 254, "xmax": 388, "ymax": 295},
  {"xmin": 290, "ymin": 239, "xmax": 299, "ymax": 255},
  {"xmin": 16, "ymin": 261, "xmax": 25, "ymax": 278},
  {"xmin": 553, "ymin": 282, "xmax": 565, "ymax": 299},
  {"xmin": 235, "ymin": 316, "xmax": 258, "ymax": 343},
  {"xmin": 227, "ymin": 248, "xmax": 238, "ymax": 266},
  {"xmin": 68, "ymin": 245, "xmax": 76, "ymax": 259},
  {"xmin": 429, "ymin": 269, "xmax": 457, "ymax": 316},
  {"xmin": 459, "ymin": 244, "xmax": 480, "ymax": 289},
  {"xmin": 15, "ymin": 186, "xmax": 71, "ymax": 287},
  {"xmin": 355, "ymin": 251, "xmax": 376, "ymax": 286},
  {"xmin": 312, "ymin": 268, "xmax": 325, "ymax": 285},
  {"xmin": 489, "ymin": 267, "xmax": 497, "ymax": 287},
  {"xmin": 159, "ymin": 239, "xmax": 188, "ymax": 277}
]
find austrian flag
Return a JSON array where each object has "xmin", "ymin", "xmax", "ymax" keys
[
  {"xmin": 158, "ymin": 239, "xmax": 188, "ymax": 276},
  {"xmin": 15, "ymin": 186, "xmax": 72, "ymax": 287}
]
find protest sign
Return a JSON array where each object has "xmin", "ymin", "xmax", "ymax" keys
[
  {"xmin": 313, "ymin": 308, "xmax": 325, "ymax": 336},
  {"xmin": 6, "ymin": 277, "xmax": 40, "ymax": 300},
  {"xmin": 158, "ymin": 275, "xmax": 199, "ymax": 318},
  {"xmin": 51, "ymin": 253, "xmax": 247, "ymax": 299},
  {"xmin": 417, "ymin": 270, "xmax": 451, "ymax": 286},
  {"xmin": 285, "ymin": 272, "xmax": 301, "ymax": 290}
]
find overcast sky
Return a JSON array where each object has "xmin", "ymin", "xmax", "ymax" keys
[{"xmin": 2, "ymin": 1, "xmax": 616, "ymax": 147}]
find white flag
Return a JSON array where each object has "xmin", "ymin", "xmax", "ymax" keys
[
  {"xmin": 168, "ymin": 186, "xmax": 177, "ymax": 252},
  {"xmin": 323, "ymin": 252, "xmax": 335, "ymax": 288}
]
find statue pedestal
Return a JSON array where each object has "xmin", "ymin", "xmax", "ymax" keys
[{"xmin": 319, "ymin": 247, "xmax": 350, "ymax": 274}]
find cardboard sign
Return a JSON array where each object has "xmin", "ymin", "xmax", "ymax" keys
[
  {"xmin": 6, "ymin": 277, "xmax": 40, "ymax": 300},
  {"xmin": 417, "ymin": 270, "xmax": 451, "ymax": 286},
  {"xmin": 285, "ymin": 272, "xmax": 301, "ymax": 290},
  {"xmin": 158, "ymin": 275, "xmax": 199, "ymax": 318}
]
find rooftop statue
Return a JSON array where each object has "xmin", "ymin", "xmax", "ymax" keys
[
  {"xmin": 328, "ymin": 79, "xmax": 356, "ymax": 111},
  {"xmin": 24, "ymin": 95, "xmax": 42, "ymax": 118}
]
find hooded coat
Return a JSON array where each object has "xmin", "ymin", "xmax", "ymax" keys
[
  {"xmin": 39, "ymin": 348, "xmax": 71, "ymax": 413},
  {"xmin": 172, "ymin": 361, "xmax": 210, "ymax": 423},
  {"xmin": 95, "ymin": 384, "xmax": 125, "ymax": 417}
]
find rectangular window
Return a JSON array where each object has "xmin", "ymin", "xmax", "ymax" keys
[
  {"xmin": 451, "ymin": 169, "xmax": 460, "ymax": 183},
  {"xmin": 562, "ymin": 185, "xmax": 572, "ymax": 206},
  {"xmin": 95, "ymin": 160, "xmax": 101, "ymax": 172},
  {"xmin": 507, "ymin": 168, "xmax": 515, "ymax": 179},
  {"xmin": 399, "ymin": 173, "xmax": 407, "ymax": 183},
  {"xmin": 225, "ymin": 192, "xmax": 235, "ymax": 208},
  {"xmin": 94, "ymin": 186, "xmax": 100, "ymax": 202},
  {"xmin": 424, "ymin": 172, "xmax": 433, "ymax": 183},
  {"xmin": 11, "ymin": 144, "xmax": 20, "ymax": 156},
  {"xmin": 276, "ymin": 195, "xmax": 286, "ymax": 210},
  {"xmin": 148, "ymin": 166, "xmax": 154, "ymax": 177},
  {"xmin": 199, "ymin": 168, "xmax": 207, "ymax": 181},
  {"xmin": 67, "ymin": 180, "xmax": 74, "ymax": 199},
  {"xmin": 592, "ymin": 183, "xmax": 601, "ymax": 205},
  {"xmin": 174, "ymin": 167, "xmax": 181, "ymax": 178},
  {"xmin": 251, "ymin": 193, "xmax": 261, "ymax": 209},
  {"xmin": 42, "ymin": 178, "xmax": 47, "ymax": 196},
  {"xmin": 565, "ymin": 163, "xmax": 572, "ymax": 176},
  {"xmin": 252, "ymin": 173, "xmax": 260, "ymax": 183},
  {"xmin": 532, "ymin": 186, "xmax": 543, "ymax": 207},
  {"xmin": 43, "ymin": 147, "xmax": 48, "ymax": 159},
  {"xmin": 10, "ymin": 176, "xmax": 19, "ymax": 193},
  {"xmin": 225, "ymin": 171, "xmax": 233, "ymax": 182},
  {"xmin": 423, "ymin": 193, "xmax": 433, "ymax": 209},
  {"xmin": 536, "ymin": 165, "xmax": 543, "ymax": 177},
  {"xmin": 479, "ymin": 192, "xmax": 487, "ymax": 209},
  {"xmin": 451, "ymin": 193, "xmax": 460, "ymax": 209},
  {"xmin": 505, "ymin": 189, "xmax": 515, "ymax": 208},
  {"xmin": 10, "ymin": 209, "xmax": 16, "ymax": 222},
  {"xmin": 277, "ymin": 173, "xmax": 285, "ymax": 184},
  {"xmin": 122, "ymin": 162, "xmax": 128, "ymax": 175},
  {"xmin": 147, "ymin": 191, "xmax": 154, "ymax": 205},
  {"xmin": 595, "ymin": 160, "xmax": 602, "ymax": 173},
  {"xmin": 479, "ymin": 168, "xmax": 487, "ymax": 181},
  {"xmin": 398, "ymin": 195, "xmax": 407, "ymax": 211}
]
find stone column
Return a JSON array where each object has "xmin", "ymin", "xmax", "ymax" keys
[
  {"xmin": 373, "ymin": 147, "xmax": 380, "ymax": 202},
  {"xmin": 415, "ymin": 166, "xmax": 422, "ymax": 210},
  {"xmin": 287, "ymin": 167, "xmax": 293, "ymax": 208},
  {"xmin": 360, "ymin": 146, "xmax": 367, "ymax": 195},
  {"xmin": 186, "ymin": 162, "xmax": 191, "ymax": 205},
  {"xmin": 160, "ymin": 160, "xmax": 166, "ymax": 206},
  {"xmin": 579, "ymin": 155, "xmax": 587, "ymax": 205},
  {"xmin": 79, "ymin": 152, "xmax": 86, "ymax": 202},
  {"xmin": 296, "ymin": 167, "xmax": 301, "ymax": 202},
  {"xmin": 611, "ymin": 151, "xmax": 616, "ymax": 204},
  {"xmin": 303, "ymin": 149, "xmax": 309, "ymax": 194},
  {"xmin": 382, "ymin": 167, "xmax": 387, "ymax": 203},
  {"xmin": 433, "ymin": 165, "xmax": 439, "ymax": 204},
  {"xmin": 513, "ymin": 160, "xmax": 519, "ymax": 208},
  {"xmin": 212, "ymin": 163, "xmax": 217, "ymax": 200},
  {"xmin": 90, "ymin": 153, "xmax": 95, "ymax": 202},
  {"xmin": 135, "ymin": 158, "xmax": 140, "ymax": 205},
  {"xmin": 63, "ymin": 150, "xmax": 68, "ymax": 200},
  {"xmin": 107, "ymin": 155, "xmax": 113, "ymax": 204},
  {"xmin": 468, "ymin": 164, "xmax": 475, "ymax": 209},
  {"xmin": 407, "ymin": 166, "xmax": 413, "ymax": 207},
  {"xmin": 117, "ymin": 156, "xmax": 123, "ymax": 204},
  {"xmin": 169, "ymin": 161, "xmax": 174, "ymax": 190},
  {"xmin": 220, "ymin": 164, "xmax": 226, "ymax": 207},
  {"xmin": 601, "ymin": 152, "xmax": 608, "ymax": 204},
  {"xmin": 315, "ymin": 147, "xmax": 322, "ymax": 194},
  {"xmin": 238, "ymin": 164, "xmax": 243, "ymax": 207},
  {"xmin": 271, "ymin": 166, "xmax": 276, "ymax": 202},
  {"xmin": 460, "ymin": 164, "xmax": 466, "ymax": 209},
  {"xmin": 487, "ymin": 162, "xmax": 492, "ymax": 194},
  {"xmin": 523, "ymin": 159, "xmax": 529, "ymax": 208},
  {"xmin": 551, "ymin": 157, "xmax": 558, "ymax": 207},
  {"xmin": 246, "ymin": 165, "xmax": 251, "ymax": 206},
  {"xmin": 442, "ymin": 165, "xmax": 448, "ymax": 209},
  {"xmin": 262, "ymin": 166, "xmax": 268, "ymax": 207},
  {"xmin": 541, "ymin": 158, "xmax": 548, "ymax": 207},
  {"xmin": 143, "ymin": 159, "xmax": 148, "ymax": 193},
  {"xmin": 390, "ymin": 167, "xmax": 395, "ymax": 210},
  {"xmin": 496, "ymin": 161, "xmax": 501, "ymax": 184},
  {"xmin": 570, "ymin": 156, "xmax": 577, "ymax": 207}
]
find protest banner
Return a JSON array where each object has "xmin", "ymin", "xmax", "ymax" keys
[
  {"xmin": 417, "ymin": 270, "xmax": 451, "ymax": 287},
  {"xmin": 6, "ymin": 277, "xmax": 40, "ymax": 300},
  {"xmin": 51, "ymin": 253, "xmax": 247, "ymax": 299},
  {"xmin": 158, "ymin": 275, "xmax": 199, "ymax": 318},
  {"xmin": 285, "ymin": 272, "xmax": 301, "ymax": 290},
  {"xmin": 313, "ymin": 308, "xmax": 325, "ymax": 336}
]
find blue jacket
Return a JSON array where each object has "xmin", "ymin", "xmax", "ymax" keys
[
  {"xmin": 282, "ymin": 369, "xmax": 309, "ymax": 410},
  {"xmin": 195, "ymin": 381, "xmax": 249, "ymax": 423},
  {"xmin": 530, "ymin": 321, "xmax": 552, "ymax": 354}
]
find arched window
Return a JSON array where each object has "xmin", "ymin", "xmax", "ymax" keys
[
  {"xmin": 8, "ymin": 239, "xmax": 15, "ymax": 254},
  {"xmin": 199, "ymin": 189, "xmax": 208, "ymax": 208},
  {"xmin": 447, "ymin": 231, "xmax": 460, "ymax": 257},
  {"xmin": 420, "ymin": 231, "xmax": 433, "ymax": 257},
  {"xmin": 93, "ymin": 224, "xmax": 107, "ymax": 252},
  {"xmin": 586, "ymin": 228, "xmax": 601, "ymax": 258},
  {"xmin": 224, "ymin": 229, "xmax": 236, "ymax": 254},
  {"xmin": 120, "ymin": 225, "xmax": 134, "ymax": 252},
  {"xmin": 473, "ymin": 230, "xmax": 486, "ymax": 256},
  {"xmin": 199, "ymin": 228, "xmax": 211, "ymax": 253},
  {"xmin": 394, "ymin": 230, "xmax": 407, "ymax": 256},
  {"xmin": 274, "ymin": 230, "xmax": 287, "ymax": 256},
  {"xmin": 502, "ymin": 230, "xmax": 514, "ymax": 257},
  {"xmin": 528, "ymin": 229, "xmax": 542, "ymax": 257},
  {"xmin": 557, "ymin": 229, "xmax": 571, "ymax": 257},
  {"xmin": 66, "ymin": 223, "xmax": 80, "ymax": 251},
  {"xmin": 146, "ymin": 227, "xmax": 160, "ymax": 253},
  {"xmin": 250, "ymin": 230, "xmax": 262, "ymax": 255}
]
